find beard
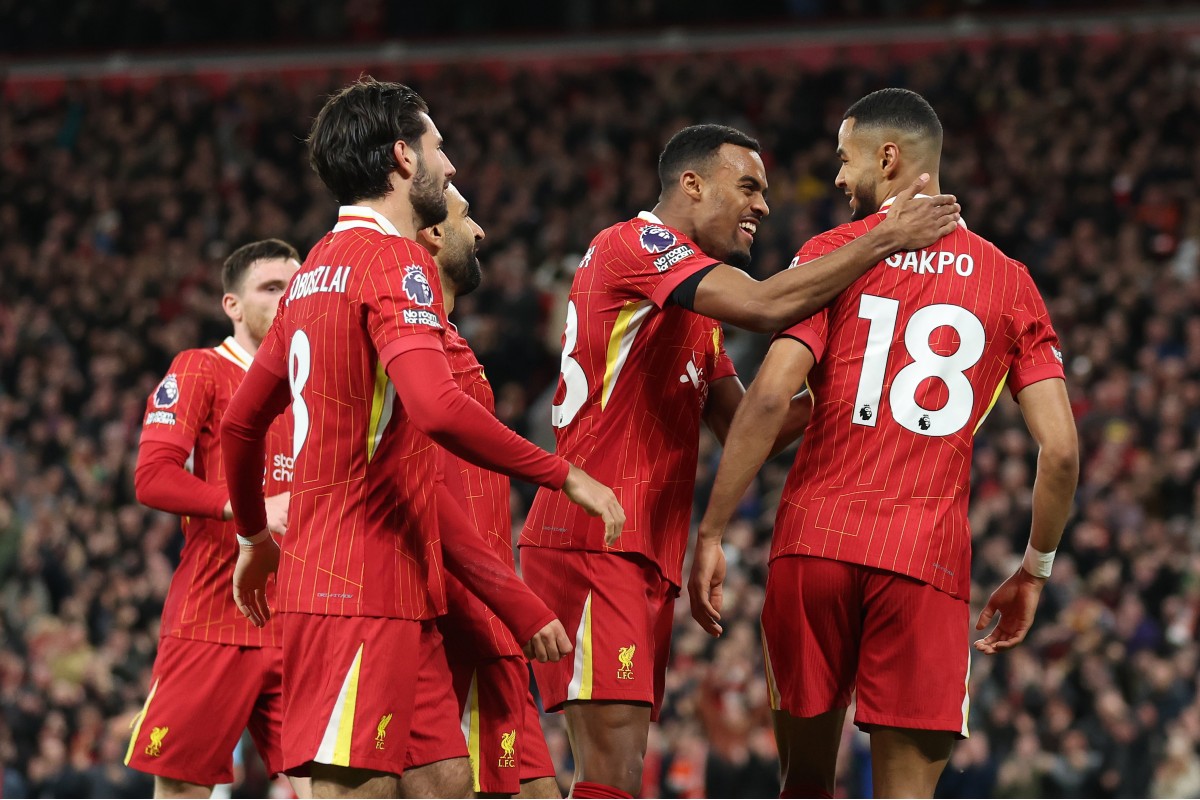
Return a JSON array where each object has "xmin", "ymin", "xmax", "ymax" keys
[
  {"xmin": 724, "ymin": 247, "xmax": 752, "ymax": 270},
  {"xmin": 411, "ymin": 154, "xmax": 448, "ymax": 229},
  {"xmin": 449, "ymin": 251, "xmax": 482, "ymax": 296},
  {"xmin": 441, "ymin": 228, "xmax": 483, "ymax": 296},
  {"xmin": 849, "ymin": 176, "xmax": 881, "ymax": 222}
]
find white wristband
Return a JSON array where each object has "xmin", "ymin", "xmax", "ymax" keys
[
  {"xmin": 237, "ymin": 530, "xmax": 272, "ymax": 547},
  {"xmin": 1022, "ymin": 544, "xmax": 1055, "ymax": 578}
]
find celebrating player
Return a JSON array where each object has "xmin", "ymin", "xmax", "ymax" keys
[
  {"xmin": 691, "ymin": 89, "xmax": 1079, "ymax": 798},
  {"xmin": 128, "ymin": 239, "xmax": 306, "ymax": 798},
  {"xmin": 520, "ymin": 123, "xmax": 962, "ymax": 798},
  {"xmin": 220, "ymin": 78, "xmax": 622, "ymax": 799},
  {"xmin": 418, "ymin": 184, "xmax": 561, "ymax": 798}
]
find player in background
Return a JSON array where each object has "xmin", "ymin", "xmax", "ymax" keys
[
  {"xmin": 129, "ymin": 239, "xmax": 308, "ymax": 799},
  {"xmin": 417, "ymin": 184, "xmax": 561, "ymax": 798},
  {"xmin": 691, "ymin": 89, "xmax": 1079, "ymax": 798},
  {"xmin": 520, "ymin": 123, "xmax": 962, "ymax": 798},
  {"xmin": 220, "ymin": 78, "xmax": 623, "ymax": 799}
]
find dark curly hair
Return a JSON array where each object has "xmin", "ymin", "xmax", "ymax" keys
[{"xmin": 307, "ymin": 77, "xmax": 430, "ymax": 205}]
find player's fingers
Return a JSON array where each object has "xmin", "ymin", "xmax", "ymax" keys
[
  {"xmin": 251, "ymin": 589, "xmax": 270, "ymax": 627},
  {"xmin": 556, "ymin": 626, "xmax": 573, "ymax": 656},
  {"xmin": 604, "ymin": 511, "xmax": 620, "ymax": 545},
  {"xmin": 710, "ymin": 586, "xmax": 724, "ymax": 618},
  {"xmin": 930, "ymin": 194, "xmax": 958, "ymax": 210},
  {"xmin": 542, "ymin": 634, "xmax": 561, "ymax": 663},
  {"xmin": 238, "ymin": 591, "xmax": 263, "ymax": 627},
  {"xmin": 896, "ymin": 172, "xmax": 930, "ymax": 201},
  {"xmin": 975, "ymin": 603, "xmax": 997, "ymax": 630},
  {"xmin": 531, "ymin": 636, "xmax": 549, "ymax": 664},
  {"xmin": 522, "ymin": 641, "xmax": 535, "ymax": 661}
]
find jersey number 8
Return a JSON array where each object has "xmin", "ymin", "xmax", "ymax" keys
[{"xmin": 289, "ymin": 330, "xmax": 311, "ymax": 456}]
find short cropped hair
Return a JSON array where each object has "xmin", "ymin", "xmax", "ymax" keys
[
  {"xmin": 658, "ymin": 124, "xmax": 762, "ymax": 193},
  {"xmin": 843, "ymin": 88, "xmax": 943, "ymax": 145},
  {"xmin": 307, "ymin": 77, "xmax": 430, "ymax": 205},
  {"xmin": 223, "ymin": 238, "xmax": 300, "ymax": 294}
]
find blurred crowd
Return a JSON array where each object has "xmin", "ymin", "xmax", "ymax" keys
[
  {"xmin": 0, "ymin": 0, "xmax": 1182, "ymax": 55},
  {"xmin": 2, "ymin": 27, "xmax": 1199, "ymax": 799}
]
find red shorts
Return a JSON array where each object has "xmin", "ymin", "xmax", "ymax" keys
[
  {"xmin": 450, "ymin": 653, "xmax": 555, "ymax": 794},
  {"xmin": 521, "ymin": 548, "xmax": 675, "ymax": 720},
  {"xmin": 762, "ymin": 556, "xmax": 971, "ymax": 736},
  {"xmin": 125, "ymin": 637, "xmax": 284, "ymax": 785},
  {"xmin": 280, "ymin": 613, "xmax": 466, "ymax": 776}
]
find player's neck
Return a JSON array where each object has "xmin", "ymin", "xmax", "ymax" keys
[
  {"xmin": 647, "ymin": 201, "xmax": 695, "ymax": 241},
  {"xmin": 883, "ymin": 172, "xmax": 942, "ymax": 206},
  {"xmin": 357, "ymin": 197, "xmax": 419, "ymax": 240},
  {"xmin": 232, "ymin": 328, "xmax": 260, "ymax": 358}
]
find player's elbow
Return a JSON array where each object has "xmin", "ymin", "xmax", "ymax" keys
[
  {"xmin": 133, "ymin": 461, "xmax": 161, "ymax": 509},
  {"xmin": 408, "ymin": 402, "xmax": 458, "ymax": 441},
  {"xmin": 133, "ymin": 465, "xmax": 151, "ymax": 506},
  {"xmin": 743, "ymin": 384, "xmax": 791, "ymax": 421},
  {"xmin": 1040, "ymin": 439, "xmax": 1079, "ymax": 484}
]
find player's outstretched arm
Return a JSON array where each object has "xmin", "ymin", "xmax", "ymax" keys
[
  {"xmin": 388, "ymin": 347, "xmax": 625, "ymax": 542},
  {"xmin": 975, "ymin": 378, "xmax": 1078, "ymax": 655},
  {"xmin": 691, "ymin": 175, "xmax": 960, "ymax": 333},
  {"xmin": 690, "ymin": 338, "xmax": 815, "ymax": 636},
  {"xmin": 435, "ymin": 473, "xmax": 572, "ymax": 662}
]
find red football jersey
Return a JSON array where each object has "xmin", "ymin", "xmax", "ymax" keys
[
  {"xmin": 140, "ymin": 337, "xmax": 293, "ymax": 647},
  {"xmin": 440, "ymin": 325, "xmax": 522, "ymax": 658},
  {"xmin": 521, "ymin": 213, "xmax": 737, "ymax": 586},
  {"xmin": 773, "ymin": 205, "xmax": 1065, "ymax": 599},
  {"xmin": 254, "ymin": 206, "xmax": 450, "ymax": 620}
]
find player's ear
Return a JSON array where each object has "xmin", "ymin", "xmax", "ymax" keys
[
  {"xmin": 416, "ymin": 224, "xmax": 443, "ymax": 253},
  {"xmin": 880, "ymin": 142, "xmax": 901, "ymax": 179},
  {"xmin": 221, "ymin": 292, "xmax": 242, "ymax": 324},
  {"xmin": 392, "ymin": 139, "xmax": 416, "ymax": 180},
  {"xmin": 679, "ymin": 169, "xmax": 704, "ymax": 202}
]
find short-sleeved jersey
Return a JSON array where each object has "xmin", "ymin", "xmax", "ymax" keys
[
  {"xmin": 521, "ymin": 212, "xmax": 737, "ymax": 586},
  {"xmin": 140, "ymin": 337, "xmax": 293, "ymax": 647},
  {"xmin": 773, "ymin": 205, "xmax": 1065, "ymax": 599},
  {"xmin": 254, "ymin": 206, "xmax": 450, "ymax": 620},
  {"xmin": 439, "ymin": 326, "xmax": 522, "ymax": 658}
]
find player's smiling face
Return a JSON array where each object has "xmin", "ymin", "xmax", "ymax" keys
[
  {"xmin": 693, "ymin": 144, "xmax": 769, "ymax": 270},
  {"xmin": 835, "ymin": 118, "xmax": 882, "ymax": 222}
]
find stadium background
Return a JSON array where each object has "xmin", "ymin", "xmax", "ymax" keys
[{"xmin": 3, "ymin": 2, "xmax": 1200, "ymax": 796}]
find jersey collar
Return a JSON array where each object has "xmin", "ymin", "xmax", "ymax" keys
[
  {"xmin": 215, "ymin": 336, "xmax": 254, "ymax": 372},
  {"xmin": 637, "ymin": 210, "xmax": 665, "ymax": 225},
  {"xmin": 333, "ymin": 205, "xmax": 402, "ymax": 236},
  {"xmin": 878, "ymin": 194, "xmax": 968, "ymax": 229}
]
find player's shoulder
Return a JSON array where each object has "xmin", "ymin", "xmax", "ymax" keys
[
  {"xmin": 167, "ymin": 346, "xmax": 220, "ymax": 375},
  {"xmin": 444, "ymin": 324, "xmax": 470, "ymax": 354},
  {"xmin": 379, "ymin": 233, "xmax": 437, "ymax": 264},
  {"xmin": 792, "ymin": 217, "xmax": 877, "ymax": 265},
  {"xmin": 606, "ymin": 215, "xmax": 692, "ymax": 252}
]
